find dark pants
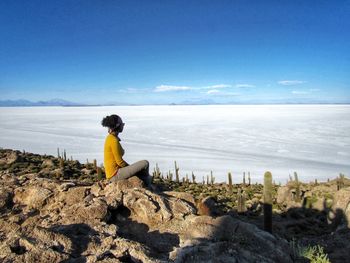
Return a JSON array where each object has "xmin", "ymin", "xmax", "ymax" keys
[{"xmin": 110, "ymin": 160, "xmax": 152, "ymax": 186}]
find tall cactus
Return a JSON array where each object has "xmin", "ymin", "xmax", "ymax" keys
[
  {"xmin": 63, "ymin": 149, "xmax": 67, "ymax": 161},
  {"xmin": 93, "ymin": 159, "xmax": 97, "ymax": 171},
  {"xmin": 191, "ymin": 172, "xmax": 196, "ymax": 183},
  {"xmin": 243, "ymin": 172, "xmax": 246, "ymax": 186},
  {"xmin": 294, "ymin": 172, "xmax": 301, "ymax": 202},
  {"xmin": 294, "ymin": 171, "xmax": 299, "ymax": 182},
  {"xmin": 206, "ymin": 175, "xmax": 209, "ymax": 185},
  {"xmin": 210, "ymin": 171, "xmax": 215, "ymax": 185},
  {"xmin": 237, "ymin": 188, "xmax": 247, "ymax": 213},
  {"xmin": 263, "ymin": 171, "xmax": 273, "ymax": 233},
  {"xmin": 175, "ymin": 161, "xmax": 180, "ymax": 183},
  {"xmin": 57, "ymin": 148, "xmax": 60, "ymax": 158},
  {"xmin": 248, "ymin": 172, "xmax": 251, "ymax": 185},
  {"xmin": 154, "ymin": 163, "xmax": 161, "ymax": 178},
  {"xmin": 228, "ymin": 172, "xmax": 233, "ymax": 189},
  {"xmin": 97, "ymin": 167, "xmax": 103, "ymax": 181}
]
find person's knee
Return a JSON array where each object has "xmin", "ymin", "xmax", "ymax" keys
[{"xmin": 142, "ymin": 160, "xmax": 149, "ymax": 169}]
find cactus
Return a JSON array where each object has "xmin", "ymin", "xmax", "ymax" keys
[
  {"xmin": 156, "ymin": 163, "xmax": 160, "ymax": 177},
  {"xmin": 314, "ymin": 179, "xmax": 318, "ymax": 185},
  {"xmin": 248, "ymin": 172, "xmax": 251, "ymax": 185},
  {"xmin": 294, "ymin": 171, "xmax": 298, "ymax": 182},
  {"xmin": 228, "ymin": 172, "xmax": 233, "ymax": 189},
  {"xmin": 155, "ymin": 163, "xmax": 161, "ymax": 178},
  {"xmin": 206, "ymin": 175, "xmax": 209, "ymax": 185},
  {"xmin": 94, "ymin": 160, "xmax": 98, "ymax": 174},
  {"xmin": 93, "ymin": 159, "xmax": 97, "ymax": 170},
  {"xmin": 263, "ymin": 171, "xmax": 273, "ymax": 233},
  {"xmin": 185, "ymin": 174, "xmax": 189, "ymax": 184},
  {"xmin": 210, "ymin": 171, "xmax": 215, "ymax": 185},
  {"xmin": 191, "ymin": 172, "xmax": 196, "ymax": 183},
  {"xmin": 175, "ymin": 161, "xmax": 180, "ymax": 183},
  {"xmin": 202, "ymin": 176, "xmax": 205, "ymax": 185},
  {"xmin": 57, "ymin": 148, "xmax": 60, "ymax": 158},
  {"xmin": 243, "ymin": 172, "xmax": 246, "ymax": 186},
  {"xmin": 86, "ymin": 158, "xmax": 89, "ymax": 165},
  {"xmin": 97, "ymin": 167, "xmax": 103, "ymax": 181},
  {"xmin": 237, "ymin": 188, "xmax": 247, "ymax": 213},
  {"xmin": 294, "ymin": 172, "xmax": 301, "ymax": 202},
  {"xmin": 63, "ymin": 149, "xmax": 67, "ymax": 161}
]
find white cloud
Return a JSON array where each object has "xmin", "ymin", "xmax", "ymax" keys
[
  {"xmin": 278, "ymin": 80, "xmax": 306, "ymax": 86},
  {"xmin": 235, "ymin": 84, "xmax": 255, "ymax": 88},
  {"xmin": 209, "ymin": 84, "xmax": 231, "ymax": 89},
  {"xmin": 309, "ymin": 88, "xmax": 320, "ymax": 92},
  {"xmin": 207, "ymin": 89, "xmax": 220, "ymax": 94},
  {"xmin": 154, "ymin": 85, "xmax": 192, "ymax": 92},
  {"xmin": 155, "ymin": 83, "xmax": 232, "ymax": 92},
  {"xmin": 292, "ymin": 90, "xmax": 309, "ymax": 95}
]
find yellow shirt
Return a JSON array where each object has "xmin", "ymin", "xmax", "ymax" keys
[{"xmin": 104, "ymin": 134, "xmax": 128, "ymax": 179}]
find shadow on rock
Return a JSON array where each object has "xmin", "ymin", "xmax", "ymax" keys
[
  {"xmin": 49, "ymin": 223, "xmax": 100, "ymax": 262},
  {"xmin": 108, "ymin": 204, "xmax": 179, "ymax": 258}
]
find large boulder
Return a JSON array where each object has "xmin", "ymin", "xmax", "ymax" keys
[{"xmin": 173, "ymin": 215, "xmax": 293, "ymax": 263}]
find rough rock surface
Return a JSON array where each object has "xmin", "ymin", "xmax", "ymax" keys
[{"xmin": 0, "ymin": 171, "xmax": 293, "ymax": 262}]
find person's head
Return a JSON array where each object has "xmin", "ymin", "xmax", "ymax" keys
[{"xmin": 101, "ymin": 114, "xmax": 125, "ymax": 134}]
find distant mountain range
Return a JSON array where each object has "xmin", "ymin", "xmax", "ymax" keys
[{"xmin": 0, "ymin": 99, "xmax": 93, "ymax": 107}]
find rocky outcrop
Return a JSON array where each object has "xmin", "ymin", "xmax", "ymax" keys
[{"xmin": 0, "ymin": 169, "xmax": 293, "ymax": 262}]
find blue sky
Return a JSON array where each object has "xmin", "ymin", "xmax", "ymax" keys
[{"xmin": 0, "ymin": 0, "xmax": 349, "ymax": 104}]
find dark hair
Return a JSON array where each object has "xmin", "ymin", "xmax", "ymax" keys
[{"xmin": 101, "ymin": 114, "xmax": 123, "ymax": 132}]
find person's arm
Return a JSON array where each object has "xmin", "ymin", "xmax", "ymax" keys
[{"xmin": 111, "ymin": 137, "xmax": 128, "ymax": 167}]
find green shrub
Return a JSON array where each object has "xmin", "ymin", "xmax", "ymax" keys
[
  {"xmin": 302, "ymin": 245, "xmax": 330, "ymax": 263},
  {"xmin": 290, "ymin": 239, "xmax": 330, "ymax": 263}
]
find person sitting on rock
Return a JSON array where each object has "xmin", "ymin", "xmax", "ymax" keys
[{"xmin": 101, "ymin": 114, "xmax": 152, "ymax": 186}]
